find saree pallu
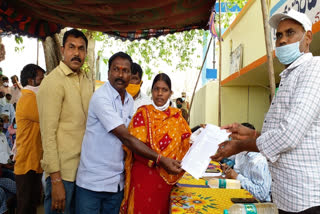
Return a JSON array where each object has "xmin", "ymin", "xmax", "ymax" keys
[{"xmin": 120, "ymin": 105, "xmax": 191, "ymax": 214}]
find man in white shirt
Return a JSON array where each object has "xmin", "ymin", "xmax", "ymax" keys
[
  {"xmin": 10, "ymin": 75, "xmax": 22, "ymax": 108},
  {"xmin": 126, "ymin": 63, "xmax": 151, "ymax": 113},
  {"xmin": 0, "ymin": 118, "xmax": 12, "ymax": 164}
]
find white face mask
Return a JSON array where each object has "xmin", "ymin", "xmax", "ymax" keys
[
  {"xmin": 3, "ymin": 82, "xmax": 8, "ymax": 87},
  {"xmin": 275, "ymin": 33, "xmax": 305, "ymax": 65},
  {"xmin": 151, "ymin": 98, "xmax": 171, "ymax": 111}
]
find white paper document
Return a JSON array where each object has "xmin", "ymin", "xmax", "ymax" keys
[{"xmin": 181, "ymin": 124, "xmax": 229, "ymax": 179}]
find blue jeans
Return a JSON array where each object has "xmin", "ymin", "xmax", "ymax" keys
[
  {"xmin": 44, "ymin": 177, "xmax": 75, "ymax": 214},
  {"xmin": 75, "ymin": 185, "xmax": 123, "ymax": 214}
]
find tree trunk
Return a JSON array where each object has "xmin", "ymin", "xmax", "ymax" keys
[
  {"xmin": 42, "ymin": 34, "xmax": 62, "ymax": 73},
  {"xmin": 85, "ymin": 32, "xmax": 96, "ymax": 91}
]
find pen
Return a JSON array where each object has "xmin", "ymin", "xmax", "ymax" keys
[{"xmin": 221, "ymin": 164, "xmax": 231, "ymax": 177}]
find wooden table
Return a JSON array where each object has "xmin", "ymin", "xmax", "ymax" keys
[{"xmin": 170, "ymin": 173, "xmax": 254, "ymax": 214}]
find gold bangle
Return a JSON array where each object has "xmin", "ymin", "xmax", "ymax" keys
[{"xmin": 156, "ymin": 154, "xmax": 162, "ymax": 165}]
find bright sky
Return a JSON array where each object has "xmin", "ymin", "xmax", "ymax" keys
[
  {"xmin": 0, "ymin": 35, "xmax": 204, "ymax": 101},
  {"xmin": 0, "ymin": 36, "xmax": 46, "ymax": 82},
  {"xmin": 96, "ymin": 35, "xmax": 204, "ymax": 100}
]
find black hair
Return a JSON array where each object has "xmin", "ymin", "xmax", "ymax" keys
[
  {"xmin": 108, "ymin": 52, "xmax": 133, "ymax": 71},
  {"xmin": 241, "ymin": 122, "xmax": 256, "ymax": 130},
  {"xmin": 151, "ymin": 73, "xmax": 172, "ymax": 91},
  {"xmin": 63, "ymin": 29, "xmax": 88, "ymax": 49},
  {"xmin": 176, "ymin": 98, "xmax": 183, "ymax": 103},
  {"xmin": 11, "ymin": 75, "xmax": 18, "ymax": 82},
  {"xmin": 132, "ymin": 63, "xmax": 143, "ymax": 80},
  {"xmin": 20, "ymin": 64, "xmax": 46, "ymax": 87},
  {"xmin": 2, "ymin": 76, "xmax": 8, "ymax": 81},
  {"xmin": 0, "ymin": 118, "xmax": 3, "ymax": 123}
]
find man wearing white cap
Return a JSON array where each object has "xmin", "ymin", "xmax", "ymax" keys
[{"xmin": 211, "ymin": 10, "xmax": 320, "ymax": 214}]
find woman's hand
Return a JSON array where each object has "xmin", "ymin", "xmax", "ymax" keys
[{"xmin": 159, "ymin": 156, "xmax": 183, "ymax": 175}]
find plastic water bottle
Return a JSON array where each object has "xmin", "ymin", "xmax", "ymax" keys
[
  {"xmin": 225, "ymin": 203, "xmax": 278, "ymax": 214},
  {"xmin": 206, "ymin": 178, "xmax": 241, "ymax": 189}
]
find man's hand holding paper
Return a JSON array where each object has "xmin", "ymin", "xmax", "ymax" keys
[
  {"xmin": 211, "ymin": 123, "xmax": 260, "ymax": 162},
  {"xmin": 181, "ymin": 124, "xmax": 229, "ymax": 179}
]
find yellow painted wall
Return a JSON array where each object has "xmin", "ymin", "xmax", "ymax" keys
[
  {"xmin": 190, "ymin": 0, "xmax": 276, "ymax": 131},
  {"xmin": 221, "ymin": 87, "xmax": 249, "ymax": 126},
  {"xmin": 221, "ymin": 0, "xmax": 267, "ymax": 80},
  {"xmin": 205, "ymin": 81, "xmax": 219, "ymax": 125},
  {"xmin": 190, "ymin": 85, "xmax": 207, "ymax": 127},
  {"xmin": 221, "ymin": 86, "xmax": 269, "ymax": 131},
  {"xmin": 247, "ymin": 86, "xmax": 270, "ymax": 130},
  {"xmin": 191, "ymin": 85, "xmax": 269, "ymax": 131},
  {"xmin": 190, "ymin": 81, "xmax": 219, "ymax": 127}
]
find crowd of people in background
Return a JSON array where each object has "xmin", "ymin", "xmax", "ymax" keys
[{"xmin": 0, "ymin": 9, "xmax": 319, "ymax": 214}]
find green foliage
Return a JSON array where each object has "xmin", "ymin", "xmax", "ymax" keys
[
  {"xmin": 14, "ymin": 36, "xmax": 25, "ymax": 53},
  {"xmin": 94, "ymin": 29, "xmax": 207, "ymax": 80},
  {"xmin": 14, "ymin": 35, "xmax": 23, "ymax": 44},
  {"xmin": 81, "ymin": 57, "xmax": 90, "ymax": 73},
  {"xmin": 217, "ymin": 0, "xmax": 247, "ymax": 28}
]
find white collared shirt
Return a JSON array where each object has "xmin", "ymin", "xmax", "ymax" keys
[
  {"xmin": 133, "ymin": 91, "xmax": 151, "ymax": 113},
  {"xmin": 234, "ymin": 152, "xmax": 271, "ymax": 202},
  {"xmin": 76, "ymin": 81, "xmax": 134, "ymax": 192},
  {"xmin": 0, "ymin": 132, "xmax": 12, "ymax": 164}
]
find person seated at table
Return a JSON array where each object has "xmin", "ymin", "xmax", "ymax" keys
[
  {"xmin": 0, "ymin": 167, "xmax": 16, "ymax": 214},
  {"xmin": 120, "ymin": 73, "xmax": 191, "ymax": 214},
  {"xmin": 221, "ymin": 123, "xmax": 271, "ymax": 202},
  {"xmin": 5, "ymin": 118, "xmax": 16, "ymax": 150}
]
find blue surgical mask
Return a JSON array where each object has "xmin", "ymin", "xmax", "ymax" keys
[
  {"xmin": 13, "ymin": 124, "xmax": 17, "ymax": 129},
  {"xmin": 275, "ymin": 34, "xmax": 305, "ymax": 65}
]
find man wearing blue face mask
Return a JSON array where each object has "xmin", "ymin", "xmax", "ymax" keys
[
  {"xmin": 270, "ymin": 10, "xmax": 313, "ymax": 67},
  {"xmin": 211, "ymin": 10, "xmax": 320, "ymax": 214}
]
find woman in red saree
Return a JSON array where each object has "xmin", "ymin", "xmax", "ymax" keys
[{"xmin": 120, "ymin": 73, "xmax": 191, "ymax": 214}]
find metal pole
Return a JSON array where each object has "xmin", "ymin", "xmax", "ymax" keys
[
  {"xmin": 188, "ymin": 36, "xmax": 213, "ymax": 123},
  {"xmin": 36, "ymin": 39, "xmax": 39, "ymax": 65},
  {"xmin": 213, "ymin": 37, "xmax": 216, "ymax": 69},
  {"xmin": 260, "ymin": 0, "xmax": 276, "ymax": 99},
  {"xmin": 218, "ymin": 0, "xmax": 222, "ymax": 126}
]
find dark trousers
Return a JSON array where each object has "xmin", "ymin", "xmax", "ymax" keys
[
  {"xmin": 15, "ymin": 170, "xmax": 42, "ymax": 214},
  {"xmin": 279, "ymin": 206, "xmax": 320, "ymax": 214}
]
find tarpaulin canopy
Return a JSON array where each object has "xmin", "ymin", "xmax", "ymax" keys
[{"xmin": 0, "ymin": 0, "xmax": 215, "ymax": 40}]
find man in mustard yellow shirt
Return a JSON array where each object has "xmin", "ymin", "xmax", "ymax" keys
[
  {"xmin": 15, "ymin": 63, "xmax": 45, "ymax": 214},
  {"xmin": 37, "ymin": 29, "xmax": 93, "ymax": 214}
]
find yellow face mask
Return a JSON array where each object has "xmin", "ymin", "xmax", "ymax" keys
[{"xmin": 126, "ymin": 81, "xmax": 142, "ymax": 97}]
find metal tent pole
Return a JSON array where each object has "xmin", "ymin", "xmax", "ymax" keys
[{"xmin": 188, "ymin": 36, "xmax": 213, "ymax": 123}]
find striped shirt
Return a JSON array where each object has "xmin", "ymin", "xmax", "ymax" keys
[
  {"xmin": 234, "ymin": 152, "xmax": 271, "ymax": 202},
  {"xmin": 257, "ymin": 53, "xmax": 320, "ymax": 212}
]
